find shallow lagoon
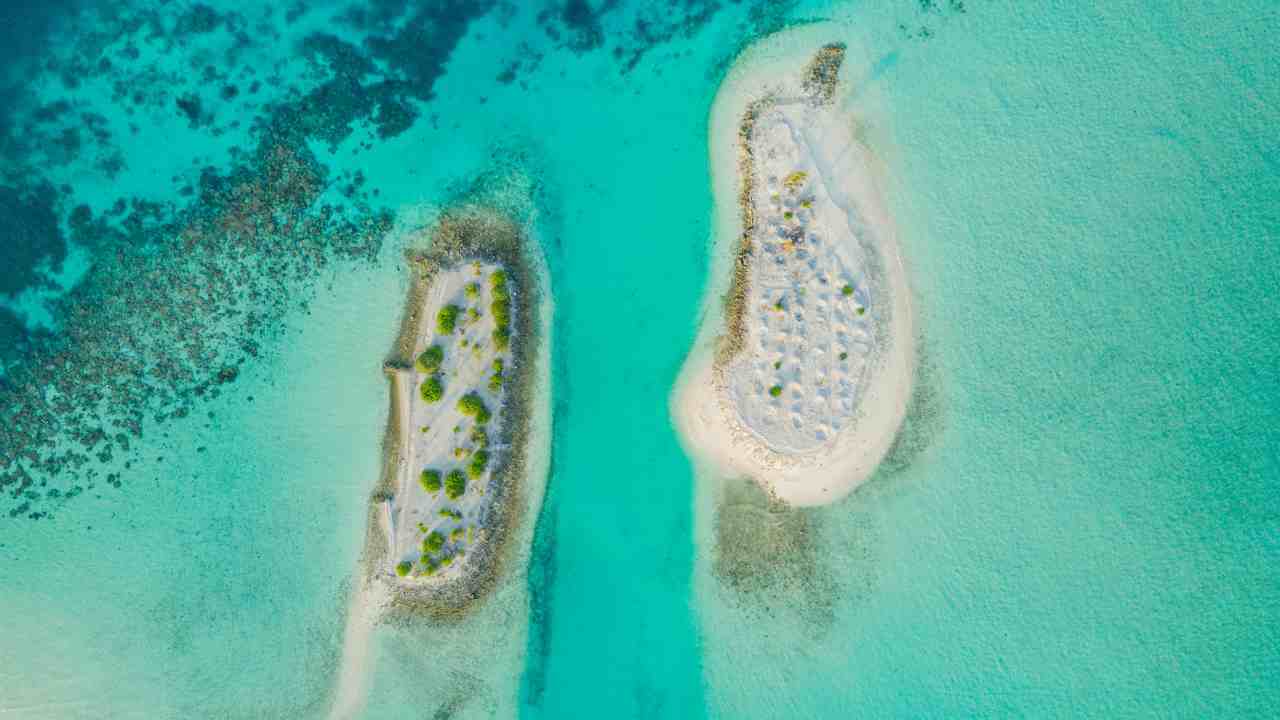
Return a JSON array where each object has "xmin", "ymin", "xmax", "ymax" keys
[{"xmin": 1, "ymin": 1, "xmax": 1277, "ymax": 718}]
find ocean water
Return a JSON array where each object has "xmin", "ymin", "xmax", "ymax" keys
[{"xmin": 2, "ymin": 1, "xmax": 1277, "ymax": 719}]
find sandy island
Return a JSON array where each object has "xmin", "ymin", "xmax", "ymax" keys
[
  {"xmin": 674, "ymin": 29, "xmax": 913, "ymax": 507},
  {"xmin": 328, "ymin": 205, "xmax": 551, "ymax": 720}
]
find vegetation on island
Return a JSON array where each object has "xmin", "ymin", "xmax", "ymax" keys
[
  {"xmin": 395, "ymin": 561, "xmax": 412, "ymax": 577},
  {"xmin": 420, "ymin": 469, "xmax": 442, "ymax": 493},
  {"xmin": 468, "ymin": 450, "xmax": 489, "ymax": 479},
  {"xmin": 490, "ymin": 270, "xmax": 512, "ymax": 351},
  {"xmin": 470, "ymin": 426, "xmax": 489, "ymax": 448},
  {"xmin": 464, "ymin": 282, "xmax": 480, "ymax": 300},
  {"xmin": 416, "ymin": 345, "xmax": 444, "ymax": 373},
  {"xmin": 458, "ymin": 393, "xmax": 491, "ymax": 424},
  {"xmin": 423, "ymin": 531, "xmax": 446, "ymax": 554},
  {"xmin": 841, "ymin": 284, "xmax": 854, "ymax": 297},
  {"xmin": 436, "ymin": 304, "xmax": 461, "ymax": 334},
  {"xmin": 439, "ymin": 507, "xmax": 462, "ymax": 520},
  {"xmin": 488, "ymin": 357, "xmax": 505, "ymax": 391},
  {"xmin": 769, "ymin": 384, "xmax": 783, "ymax": 398},
  {"xmin": 420, "ymin": 374, "xmax": 444, "ymax": 402},
  {"xmin": 783, "ymin": 171, "xmax": 808, "ymax": 191},
  {"xmin": 445, "ymin": 469, "xmax": 467, "ymax": 500}
]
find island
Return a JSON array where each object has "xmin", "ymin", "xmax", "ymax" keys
[
  {"xmin": 327, "ymin": 203, "xmax": 551, "ymax": 719},
  {"xmin": 372, "ymin": 205, "xmax": 549, "ymax": 609},
  {"xmin": 675, "ymin": 33, "xmax": 914, "ymax": 506}
]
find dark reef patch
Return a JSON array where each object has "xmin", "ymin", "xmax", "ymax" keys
[
  {"xmin": 0, "ymin": 140, "xmax": 391, "ymax": 521},
  {"xmin": 712, "ymin": 478, "xmax": 840, "ymax": 632},
  {"xmin": 0, "ymin": 182, "xmax": 67, "ymax": 298}
]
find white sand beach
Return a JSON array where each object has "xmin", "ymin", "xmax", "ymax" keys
[{"xmin": 674, "ymin": 27, "xmax": 913, "ymax": 506}]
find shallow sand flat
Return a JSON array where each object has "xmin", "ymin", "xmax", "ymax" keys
[{"xmin": 675, "ymin": 28, "xmax": 913, "ymax": 506}]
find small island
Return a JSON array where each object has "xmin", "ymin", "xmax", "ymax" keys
[
  {"xmin": 372, "ymin": 206, "xmax": 548, "ymax": 608},
  {"xmin": 675, "ymin": 34, "xmax": 914, "ymax": 506}
]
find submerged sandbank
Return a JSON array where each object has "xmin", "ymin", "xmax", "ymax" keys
[{"xmin": 674, "ymin": 28, "xmax": 913, "ymax": 507}]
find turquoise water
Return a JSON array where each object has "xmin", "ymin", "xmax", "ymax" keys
[{"xmin": 2, "ymin": 0, "xmax": 1278, "ymax": 718}]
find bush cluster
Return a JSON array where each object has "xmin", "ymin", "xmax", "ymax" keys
[
  {"xmin": 416, "ymin": 345, "xmax": 444, "ymax": 373},
  {"xmin": 458, "ymin": 392, "xmax": 491, "ymax": 424},
  {"xmin": 423, "ymin": 531, "xmax": 445, "ymax": 554},
  {"xmin": 439, "ymin": 507, "xmax": 462, "ymax": 520},
  {"xmin": 490, "ymin": 270, "xmax": 512, "ymax": 350},
  {"xmin": 419, "ymin": 468, "xmax": 442, "ymax": 493},
  {"xmin": 436, "ymin": 304, "xmax": 461, "ymax": 334},
  {"xmin": 467, "ymin": 450, "xmax": 490, "ymax": 479},
  {"xmin": 445, "ymin": 469, "xmax": 467, "ymax": 500},
  {"xmin": 420, "ymin": 374, "xmax": 444, "ymax": 403},
  {"xmin": 769, "ymin": 384, "xmax": 783, "ymax": 398},
  {"xmin": 395, "ymin": 561, "xmax": 412, "ymax": 577},
  {"xmin": 488, "ymin": 357, "xmax": 505, "ymax": 391}
]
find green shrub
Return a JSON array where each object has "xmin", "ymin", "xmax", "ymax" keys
[
  {"xmin": 420, "ymin": 375, "xmax": 443, "ymax": 403},
  {"xmin": 419, "ymin": 469, "xmax": 442, "ymax": 493},
  {"xmin": 458, "ymin": 393, "xmax": 487, "ymax": 416},
  {"xmin": 416, "ymin": 345, "xmax": 444, "ymax": 373},
  {"xmin": 470, "ymin": 427, "xmax": 489, "ymax": 448},
  {"xmin": 436, "ymin": 304, "xmax": 461, "ymax": 334},
  {"xmin": 468, "ymin": 450, "xmax": 490, "ymax": 479},
  {"xmin": 489, "ymin": 270, "xmax": 507, "ymax": 288},
  {"xmin": 450, "ymin": 528, "xmax": 465, "ymax": 542},
  {"xmin": 491, "ymin": 283, "xmax": 509, "ymax": 302},
  {"xmin": 492, "ymin": 358, "xmax": 505, "ymax": 373},
  {"xmin": 493, "ymin": 326, "xmax": 510, "ymax": 351},
  {"xmin": 839, "ymin": 352, "xmax": 848, "ymax": 361},
  {"xmin": 438, "ymin": 507, "xmax": 462, "ymax": 520},
  {"xmin": 841, "ymin": 284, "xmax": 854, "ymax": 297},
  {"xmin": 491, "ymin": 298, "xmax": 511, "ymax": 328},
  {"xmin": 464, "ymin": 282, "xmax": 480, "ymax": 299},
  {"xmin": 445, "ymin": 469, "xmax": 467, "ymax": 500},
  {"xmin": 467, "ymin": 307, "xmax": 481, "ymax": 322},
  {"xmin": 769, "ymin": 385, "xmax": 783, "ymax": 398},
  {"xmin": 488, "ymin": 372, "xmax": 503, "ymax": 392},
  {"xmin": 395, "ymin": 561, "xmax": 411, "ymax": 577},
  {"xmin": 475, "ymin": 405, "xmax": 492, "ymax": 424},
  {"xmin": 423, "ymin": 531, "xmax": 445, "ymax": 554},
  {"xmin": 856, "ymin": 306, "xmax": 866, "ymax": 316}
]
